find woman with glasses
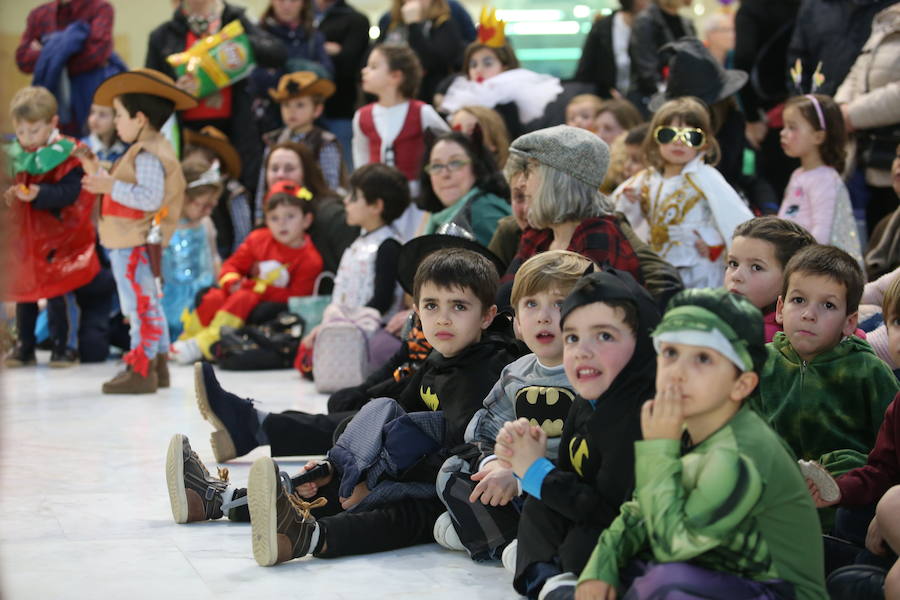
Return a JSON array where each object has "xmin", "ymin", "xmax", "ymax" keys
[
  {"xmin": 612, "ymin": 97, "xmax": 753, "ymax": 289},
  {"xmin": 418, "ymin": 130, "xmax": 510, "ymax": 246}
]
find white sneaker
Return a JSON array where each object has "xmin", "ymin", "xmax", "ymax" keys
[
  {"xmin": 432, "ymin": 511, "xmax": 466, "ymax": 551},
  {"xmin": 502, "ymin": 538, "xmax": 518, "ymax": 573},
  {"xmin": 538, "ymin": 572, "xmax": 577, "ymax": 600},
  {"xmin": 171, "ymin": 338, "xmax": 202, "ymax": 365}
]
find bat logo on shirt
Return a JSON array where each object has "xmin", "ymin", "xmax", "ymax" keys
[
  {"xmin": 569, "ymin": 437, "xmax": 589, "ymax": 477},
  {"xmin": 515, "ymin": 386, "xmax": 575, "ymax": 438},
  {"xmin": 420, "ymin": 386, "xmax": 440, "ymax": 411}
]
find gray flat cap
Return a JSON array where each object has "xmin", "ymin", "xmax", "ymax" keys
[{"xmin": 509, "ymin": 125, "xmax": 610, "ymax": 189}]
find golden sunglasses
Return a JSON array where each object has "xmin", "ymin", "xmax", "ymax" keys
[{"xmin": 654, "ymin": 126, "xmax": 706, "ymax": 147}]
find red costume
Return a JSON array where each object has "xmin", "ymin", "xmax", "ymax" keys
[{"xmin": 357, "ymin": 100, "xmax": 425, "ymax": 181}]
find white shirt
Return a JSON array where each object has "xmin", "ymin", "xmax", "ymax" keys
[
  {"xmin": 351, "ymin": 101, "xmax": 449, "ymax": 169},
  {"xmin": 612, "ymin": 11, "xmax": 632, "ymax": 94}
]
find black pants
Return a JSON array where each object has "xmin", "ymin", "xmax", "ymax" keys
[
  {"xmin": 317, "ymin": 496, "xmax": 445, "ymax": 558},
  {"xmin": 514, "ymin": 496, "xmax": 605, "ymax": 598},
  {"xmin": 73, "ymin": 267, "xmax": 117, "ymax": 362},
  {"xmin": 16, "ymin": 295, "xmax": 73, "ymax": 350},
  {"xmin": 261, "ymin": 410, "xmax": 356, "ymax": 457}
]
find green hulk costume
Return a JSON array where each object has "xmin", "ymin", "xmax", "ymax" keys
[
  {"xmin": 579, "ymin": 405, "xmax": 827, "ymax": 600},
  {"xmin": 753, "ymin": 333, "xmax": 899, "ymax": 468}
]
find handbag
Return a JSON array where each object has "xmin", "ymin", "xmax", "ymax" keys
[
  {"xmin": 214, "ymin": 311, "xmax": 304, "ymax": 370},
  {"xmin": 287, "ymin": 271, "xmax": 334, "ymax": 331},
  {"xmin": 857, "ymin": 125, "xmax": 900, "ymax": 171}
]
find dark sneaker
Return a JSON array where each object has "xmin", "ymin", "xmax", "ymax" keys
[
  {"xmin": 194, "ymin": 362, "xmax": 260, "ymax": 462},
  {"xmin": 49, "ymin": 346, "xmax": 79, "ymax": 368},
  {"xmin": 827, "ymin": 565, "xmax": 887, "ymax": 600},
  {"xmin": 102, "ymin": 365, "xmax": 158, "ymax": 394},
  {"xmin": 165, "ymin": 433, "xmax": 229, "ymax": 523},
  {"xmin": 156, "ymin": 353, "xmax": 170, "ymax": 388},
  {"xmin": 248, "ymin": 456, "xmax": 327, "ymax": 566},
  {"xmin": 5, "ymin": 344, "xmax": 36, "ymax": 368}
]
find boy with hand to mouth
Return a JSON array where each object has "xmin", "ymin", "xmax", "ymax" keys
[
  {"xmin": 494, "ymin": 267, "xmax": 661, "ymax": 600},
  {"xmin": 576, "ymin": 288, "xmax": 827, "ymax": 600}
]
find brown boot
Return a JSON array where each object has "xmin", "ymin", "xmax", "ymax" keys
[
  {"xmin": 102, "ymin": 365, "xmax": 158, "ymax": 394},
  {"xmin": 156, "ymin": 353, "xmax": 170, "ymax": 388}
]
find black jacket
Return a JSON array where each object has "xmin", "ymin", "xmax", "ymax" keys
[
  {"xmin": 627, "ymin": 4, "xmax": 696, "ymax": 109},
  {"xmin": 145, "ymin": 4, "xmax": 286, "ymax": 194},
  {"xmin": 787, "ymin": 0, "xmax": 898, "ymax": 97},
  {"xmin": 318, "ymin": 0, "xmax": 370, "ymax": 119},
  {"xmin": 574, "ymin": 12, "xmax": 619, "ymax": 99},
  {"xmin": 733, "ymin": 0, "xmax": 801, "ymax": 120}
]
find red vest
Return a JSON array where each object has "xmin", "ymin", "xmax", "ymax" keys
[{"xmin": 357, "ymin": 100, "xmax": 425, "ymax": 181}]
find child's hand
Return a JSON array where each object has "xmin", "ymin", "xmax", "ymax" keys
[
  {"xmin": 494, "ymin": 418, "xmax": 548, "ymax": 478},
  {"xmin": 806, "ymin": 477, "xmax": 840, "ymax": 508},
  {"xmin": 866, "ymin": 515, "xmax": 889, "ymax": 555},
  {"xmin": 621, "ymin": 186, "xmax": 640, "ymax": 204},
  {"xmin": 400, "ymin": 0, "xmax": 424, "ymax": 22},
  {"xmin": 294, "ymin": 460, "xmax": 333, "ymax": 498},
  {"xmin": 339, "ymin": 480, "xmax": 371, "ymax": 510},
  {"xmin": 576, "ymin": 580, "xmax": 617, "ymax": 600},
  {"xmin": 175, "ymin": 73, "xmax": 199, "ymax": 96},
  {"xmin": 82, "ymin": 173, "xmax": 114, "ymax": 195},
  {"xmin": 693, "ymin": 231, "xmax": 710, "ymax": 259},
  {"xmin": 301, "ymin": 324, "xmax": 321, "ymax": 349},
  {"xmin": 469, "ymin": 461, "xmax": 518, "ymax": 506},
  {"xmin": 15, "ymin": 184, "xmax": 39, "ymax": 202},
  {"xmin": 641, "ymin": 384, "xmax": 685, "ymax": 441},
  {"xmin": 72, "ymin": 145, "xmax": 99, "ymax": 175}
]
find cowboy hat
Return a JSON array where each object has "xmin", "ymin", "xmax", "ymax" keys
[
  {"xmin": 93, "ymin": 68, "xmax": 198, "ymax": 111},
  {"xmin": 397, "ymin": 232, "xmax": 506, "ymax": 296},
  {"xmin": 268, "ymin": 71, "xmax": 336, "ymax": 103},
  {"xmin": 183, "ymin": 126, "xmax": 241, "ymax": 179},
  {"xmin": 648, "ymin": 37, "xmax": 748, "ymax": 112}
]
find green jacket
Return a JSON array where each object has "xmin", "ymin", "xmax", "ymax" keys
[
  {"xmin": 579, "ymin": 406, "xmax": 827, "ymax": 600},
  {"xmin": 753, "ymin": 333, "xmax": 899, "ymax": 464},
  {"xmin": 425, "ymin": 186, "xmax": 510, "ymax": 247}
]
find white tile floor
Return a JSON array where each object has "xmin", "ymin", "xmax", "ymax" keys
[{"xmin": 0, "ymin": 356, "xmax": 519, "ymax": 599}]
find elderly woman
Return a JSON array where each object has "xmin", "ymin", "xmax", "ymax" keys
[
  {"xmin": 498, "ymin": 125, "xmax": 682, "ymax": 308},
  {"xmin": 418, "ymin": 130, "xmax": 510, "ymax": 246}
]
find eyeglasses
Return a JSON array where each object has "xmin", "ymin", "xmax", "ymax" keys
[
  {"xmin": 424, "ymin": 159, "xmax": 471, "ymax": 176},
  {"xmin": 654, "ymin": 126, "xmax": 706, "ymax": 148}
]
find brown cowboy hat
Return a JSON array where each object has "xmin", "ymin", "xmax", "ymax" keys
[
  {"xmin": 183, "ymin": 126, "xmax": 242, "ymax": 179},
  {"xmin": 93, "ymin": 68, "xmax": 198, "ymax": 111},
  {"xmin": 268, "ymin": 71, "xmax": 336, "ymax": 103}
]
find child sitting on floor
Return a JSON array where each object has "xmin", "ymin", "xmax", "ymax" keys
[
  {"xmin": 165, "ymin": 245, "xmax": 520, "ymax": 568},
  {"xmin": 434, "ymin": 250, "xmax": 592, "ymax": 561},
  {"xmin": 754, "ymin": 245, "xmax": 900, "ymax": 470},
  {"xmin": 495, "ymin": 267, "xmax": 661, "ymax": 600},
  {"xmin": 171, "ymin": 181, "xmax": 323, "ymax": 364},
  {"xmin": 575, "ymin": 288, "xmax": 827, "ymax": 600},
  {"xmin": 725, "ymin": 216, "xmax": 816, "ymax": 342}
]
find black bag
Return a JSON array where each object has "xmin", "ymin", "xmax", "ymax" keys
[
  {"xmin": 214, "ymin": 312, "xmax": 304, "ymax": 370},
  {"xmin": 857, "ymin": 125, "xmax": 900, "ymax": 171}
]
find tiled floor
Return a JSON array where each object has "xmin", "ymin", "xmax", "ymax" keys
[{"xmin": 0, "ymin": 357, "xmax": 518, "ymax": 599}]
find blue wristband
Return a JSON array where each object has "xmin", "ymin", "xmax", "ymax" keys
[{"xmin": 520, "ymin": 457, "xmax": 555, "ymax": 500}]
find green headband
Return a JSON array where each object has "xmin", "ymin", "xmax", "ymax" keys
[{"xmin": 652, "ymin": 305, "xmax": 754, "ymax": 372}]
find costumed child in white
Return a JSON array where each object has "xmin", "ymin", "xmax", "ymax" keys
[
  {"xmin": 613, "ymin": 97, "xmax": 753, "ymax": 288},
  {"xmin": 439, "ymin": 8, "xmax": 562, "ymax": 136}
]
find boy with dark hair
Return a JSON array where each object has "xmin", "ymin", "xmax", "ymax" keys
[
  {"xmin": 4, "ymin": 86, "xmax": 100, "ymax": 369},
  {"xmin": 575, "ymin": 288, "xmax": 827, "ymax": 600},
  {"xmin": 80, "ymin": 68, "xmax": 197, "ymax": 394},
  {"xmin": 755, "ymin": 245, "xmax": 899, "ymax": 467},
  {"xmin": 258, "ymin": 71, "xmax": 347, "ymax": 198},
  {"xmin": 495, "ymin": 267, "xmax": 661, "ymax": 599},
  {"xmin": 726, "ymin": 216, "xmax": 817, "ymax": 342},
  {"xmin": 434, "ymin": 250, "xmax": 592, "ymax": 561},
  {"xmin": 166, "ymin": 245, "xmax": 520, "ymax": 567}
]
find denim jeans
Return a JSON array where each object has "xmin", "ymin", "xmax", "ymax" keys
[{"xmin": 108, "ymin": 246, "xmax": 169, "ymax": 361}]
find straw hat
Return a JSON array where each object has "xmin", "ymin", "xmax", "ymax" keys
[
  {"xmin": 268, "ymin": 71, "xmax": 336, "ymax": 103},
  {"xmin": 93, "ymin": 68, "xmax": 198, "ymax": 110},
  {"xmin": 183, "ymin": 126, "xmax": 241, "ymax": 179}
]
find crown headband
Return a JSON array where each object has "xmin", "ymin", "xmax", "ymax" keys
[{"xmin": 477, "ymin": 7, "xmax": 506, "ymax": 48}]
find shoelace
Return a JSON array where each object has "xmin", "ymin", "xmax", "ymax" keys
[{"xmin": 287, "ymin": 492, "xmax": 327, "ymax": 520}]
